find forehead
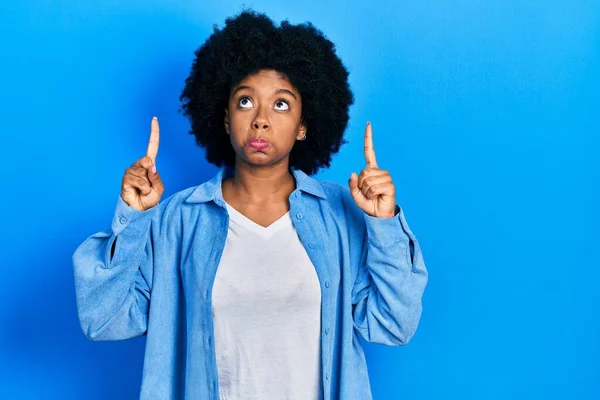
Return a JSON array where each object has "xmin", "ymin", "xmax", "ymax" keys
[{"xmin": 233, "ymin": 69, "xmax": 297, "ymax": 93}]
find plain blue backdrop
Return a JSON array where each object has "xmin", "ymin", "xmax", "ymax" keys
[{"xmin": 1, "ymin": 1, "xmax": 598, "ymax": 399}]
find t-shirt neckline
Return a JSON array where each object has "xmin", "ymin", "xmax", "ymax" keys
[{"xmin": 223, "ymin": 200, "xmax": 291, "ymax": 239}]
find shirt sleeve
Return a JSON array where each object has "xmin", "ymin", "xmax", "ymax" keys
[
  {"xmin": 72, "ymin": 195, "xmax": 161, "ymax": 341},
  {"xmin": 350, "ymin": 202, "xmax": 429, "ymax": 346}
]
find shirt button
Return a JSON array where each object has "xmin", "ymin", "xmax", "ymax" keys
[
  {"xmin": 296, "ymin": 213, "xmax": 303, "ymax": 220},
  {"xmin": 325, "ymin": 327, "xmax": 331, "ymax": 334},
  {"xmin": 325, "ymin": 281, "xmax": 330, "ymax": 288},
  {"xmin": 295, "ymin": 191, "xmax": 301, "ymax": 198},
  {"xmin": 326, "ymin": 372, "xmax": 330, "ymax": 380},
  {"xmin": 119, "ymin": 216, "xmax": 127, "ymax": 224},
  {"xmin": 308, "ymin": 242, "xmax": 315, "ymax": 249}
]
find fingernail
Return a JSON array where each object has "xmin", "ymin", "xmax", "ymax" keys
[
  {"xmin": 367, "ymin": 121, "xmax": 371, "ymax": 126},
  {"xmin": 152, "ymin": 165, "xmax": 157, "ymax": 174}
]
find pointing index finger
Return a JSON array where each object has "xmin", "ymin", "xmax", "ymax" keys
[
  {"xmin": 364, "ymin": 121, "xmax": 378, "ymax": 168},
  {"xmin": 147, "ymin": 116, "xmax": 159, "ymax": 164}
]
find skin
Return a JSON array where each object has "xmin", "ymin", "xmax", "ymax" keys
[
  {"xmin": 349, "ymin": 122, "xmax": 398, "ymax": 219},
  {"xmin": 120, "ymin": 117, "xmax": 164, "ymax": 212}
]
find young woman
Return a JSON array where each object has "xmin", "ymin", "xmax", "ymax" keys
[{"xmin": 73, "ymin": 10, "xmax": 428, "ymax": 400}]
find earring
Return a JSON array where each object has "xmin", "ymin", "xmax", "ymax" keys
[{"xmin": 300, "ymin": 134, "xmax": 307, "ymax": 141}]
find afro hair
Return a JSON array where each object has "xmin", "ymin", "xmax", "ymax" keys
[{"xmin": 179, "ymin": 9, "xmax": 354, "ymax": 176}]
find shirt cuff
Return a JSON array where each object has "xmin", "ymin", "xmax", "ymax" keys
[
  {"xmin": 111, "ymin": 195, "xmax": 157, "ymax": 236},
  {"xmin": 363, "ymin": 204, "xmax": 409, "ymax": 248}
]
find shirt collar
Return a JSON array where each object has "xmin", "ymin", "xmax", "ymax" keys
[{"xmin": 183, "ymin": 164, "xmax": 327, "ymax": 204}]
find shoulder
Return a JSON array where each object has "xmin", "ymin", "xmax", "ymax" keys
[
  {"xmin": 318, "ymin": 179, "xmax": 351, "ymax": 202},
  {"xmin": 158, "ymin": 186, "xmax": 198, "ymax": 211},
  {"xmin": 149, "ymin": 185, "xmax": 204, "ymax": 228},
  {"xmin": 313, "ymin": 179, "xmax": 364, "ymax": 223}
]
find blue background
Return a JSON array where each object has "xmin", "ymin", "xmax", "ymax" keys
[{"xmin": 1, "ymin": 1, "xmax": 598, "ymax": 399}]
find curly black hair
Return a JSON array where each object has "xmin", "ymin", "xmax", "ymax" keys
[{"xmin": 179, "ymin": 9, "xmax": 354, "ymax": 176}]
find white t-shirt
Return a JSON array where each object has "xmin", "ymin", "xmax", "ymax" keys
[{"xmin": 211, "ymin": 201, "xmax": 323, "ymax": 400}]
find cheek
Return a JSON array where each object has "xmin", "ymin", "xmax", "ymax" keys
[
  {"xmin": 227, "ymin": 112, "xmax": 246, "ymax": 133},
  {"xmin": 230, "ymin": 107, "xmax": 256, "ymax": 121},
  {"xmin": 273, "ymin": 111, "xmax": 302, "ymax": 128}
]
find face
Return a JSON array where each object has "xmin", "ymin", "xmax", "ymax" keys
[{"xmin": 224, "ymin": 69, "xmax": 307, "ymax": 168}]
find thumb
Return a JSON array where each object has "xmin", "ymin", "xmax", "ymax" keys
[
  {"xmin": 148, "ymin": 163, "xmax": 162, "ymax": 186},
  {"xmin": 348, "ymin": 172, "xmax": 359, "ymax": 194}
]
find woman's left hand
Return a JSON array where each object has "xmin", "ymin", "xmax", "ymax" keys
[{"xmin": 348, "ymin": 122, "xmax": 397, "ymax": 218}]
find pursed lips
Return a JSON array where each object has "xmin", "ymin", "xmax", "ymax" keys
[{"xmin": 248, "ymin": 137, "xmax": 269, "ymax": 150}]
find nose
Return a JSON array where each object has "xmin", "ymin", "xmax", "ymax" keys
[{"xmin": 252, "ymin": 108, "xmax": 269, "ymax": 130}]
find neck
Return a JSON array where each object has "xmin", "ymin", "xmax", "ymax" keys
[{"xmin": 226, "ymin": 158, "xmax": 296, "ymax": 202}]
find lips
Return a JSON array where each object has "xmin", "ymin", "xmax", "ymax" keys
[{"xmin": 248, "ymin": 138, "xmax": 269, "ymax": 150}]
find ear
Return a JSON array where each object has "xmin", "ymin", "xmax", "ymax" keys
[
  {"xmin": 296, "ymin": 121, "xmax": 307, "ymax": 140},
  {"xmin": 224, "ymin": 108, "xmax": 230, "ymax": 135}
]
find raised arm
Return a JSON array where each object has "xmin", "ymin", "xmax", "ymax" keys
[
  {"xmin": 348, "ymin": 121, "xmax": 428, "ymax": 345},
  {"xmin": 72, "ymin": 117, "xmax": 166, "ymax": 341}
]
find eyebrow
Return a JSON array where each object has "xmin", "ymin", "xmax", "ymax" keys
[{"xmin": 231, "ymin": 85, "xmax": 298, "ymax": 100}]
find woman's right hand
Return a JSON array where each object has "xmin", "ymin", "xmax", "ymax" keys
[{"xmin": 120, "ymin": 117, "xmax": 165, "ymax": 211}]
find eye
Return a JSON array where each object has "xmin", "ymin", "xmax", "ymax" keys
[
  {"xmin": 274, "ymin": 99, "xmax": 289, "ymax": 111},
  {"xmin": 238, "ymin": 96, "xmax": 254, "ymax": 108}
]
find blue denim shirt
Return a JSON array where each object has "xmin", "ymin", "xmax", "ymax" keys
[{"xmin": 72, "ymin": 165, "xmax": 428, "ymax": 400}]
